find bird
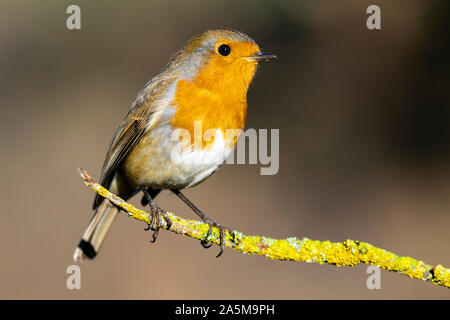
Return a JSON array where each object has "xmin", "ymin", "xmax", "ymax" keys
[{"xmin": 74, "ymin": 29, "xmax": 276, "ymax": 261}]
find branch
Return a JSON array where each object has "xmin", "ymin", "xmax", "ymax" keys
[{"xmin": 78, "ymin": 168, "xmax": 450, "ymax": 289}]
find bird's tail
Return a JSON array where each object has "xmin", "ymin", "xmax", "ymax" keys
[{"xmin": 73, "ymin": 200, "xmax": 119, "ymax": 262}]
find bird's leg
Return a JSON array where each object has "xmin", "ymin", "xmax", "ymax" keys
[
  {"xmin": 143, "ymin": 188, "xmax": 172, "ymax": 243},
  {"xmin": 171, "ymin": 189, "xmax": 236, "ymax": 257}
]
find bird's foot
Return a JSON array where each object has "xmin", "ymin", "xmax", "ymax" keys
[
  {"xmin": 200, "ymin": 217, "xmax": 236, "ymax": 258},
  {"xmin": 144, "ymin": 201, "xmax": 172, "ymax": 243}
]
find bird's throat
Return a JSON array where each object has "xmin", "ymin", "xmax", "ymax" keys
[{"xmin": 170, "ymin": 57, "xmax": 256, "ymax": 147}]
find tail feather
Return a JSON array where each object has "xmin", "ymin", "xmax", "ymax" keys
[{"xmin": 73, "ymin": 200, "xmax": 119, "ymax": 261}]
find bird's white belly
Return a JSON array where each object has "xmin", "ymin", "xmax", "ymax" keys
[{"xmin": 122, "ymin": 124, "xmax": 234, "ymax": 189}]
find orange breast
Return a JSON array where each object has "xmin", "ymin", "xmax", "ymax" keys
[{"xmin": 170, "ymin": 41, "xmax": 257, "ymax": 148}]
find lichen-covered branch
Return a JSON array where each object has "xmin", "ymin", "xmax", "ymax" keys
[{"xmin": 78, "ymin": 168, "xmax": 450, "ymax": 289}]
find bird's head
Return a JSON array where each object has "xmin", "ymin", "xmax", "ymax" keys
[{"xmin": 168, "ymin": 29, "xmax": 276, "ymax": 91}]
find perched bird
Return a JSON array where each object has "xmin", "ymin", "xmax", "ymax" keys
[{"xmin": 74, "ymin": 29, "xmax": 276, "ymax": 261}]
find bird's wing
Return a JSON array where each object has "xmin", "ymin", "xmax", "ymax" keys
[{"xmin": 93, "ymin": 74, "xmax": 175, "ymax": 209}]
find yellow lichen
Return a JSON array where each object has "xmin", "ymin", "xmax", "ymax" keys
[{"xmin": 79, "ymin": 169, "xmax": 450, "ymax": 290}]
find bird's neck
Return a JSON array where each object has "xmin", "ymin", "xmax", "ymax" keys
[{"xmin": 170, "ymin": 59, "xmax": 256, "ymax": 147}]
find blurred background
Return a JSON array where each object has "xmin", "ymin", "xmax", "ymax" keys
[{"xmin": 0, "ymin": 0, "xmax": 449, "ymax": 299}]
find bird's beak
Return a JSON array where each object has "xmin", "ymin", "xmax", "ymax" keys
[{"xmin": 243, "ymin": 52, "xmax": 278, "ymax": 62}]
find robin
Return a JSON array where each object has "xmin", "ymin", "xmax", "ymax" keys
[{"xmin": 74, "ymin": 29, "xmax": 276, "ymax": 261}]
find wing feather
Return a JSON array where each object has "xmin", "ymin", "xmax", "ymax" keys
[{"xmin": 93, "ymin": 75, "xmax": 173, "ymax": 209}]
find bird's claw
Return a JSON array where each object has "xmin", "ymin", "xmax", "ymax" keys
[
  {"xmin": 144, "ymin": 202, "xmax": 172, "ymax": 243},
  {"xmin": 201, "ymin": 218, "xmax": 236, "ymax": 258}
]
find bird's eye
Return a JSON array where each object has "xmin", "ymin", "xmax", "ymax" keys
[{"xmin": 217, "ymin": 44, "xmax": 231, "ymax": 56}]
